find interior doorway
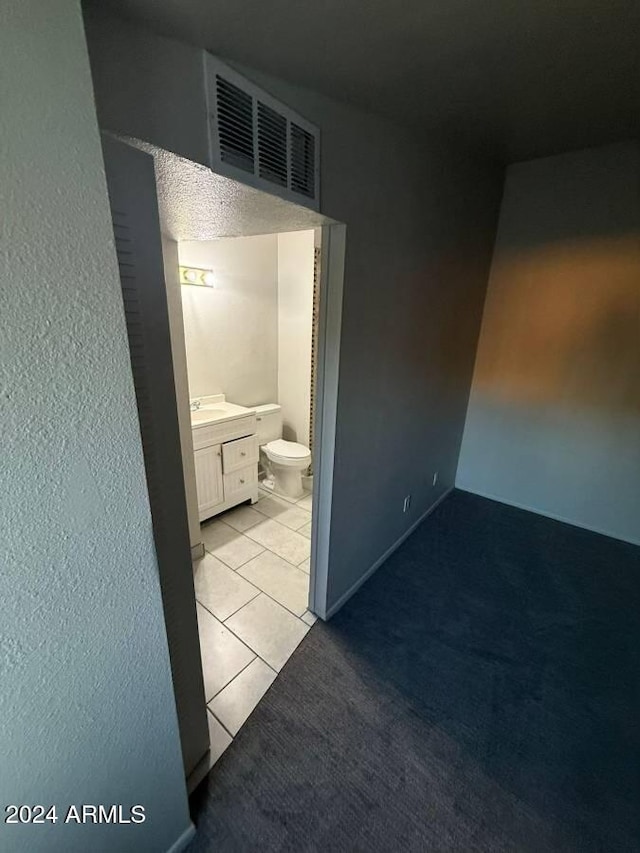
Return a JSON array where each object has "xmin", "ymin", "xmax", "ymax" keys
[{"xmin": 102, "ymin": 133, "xmax": 346, "ymax": 789}]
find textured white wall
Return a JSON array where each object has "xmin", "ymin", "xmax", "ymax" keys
[
  {"xmin": 0, "ymin": 3, "xmax": 191, "ymax": 851},
  {"xmin": 277, "ymin": 231, "xmax": 315, "ymax": 444},
  {"xmin": 178, "ymin": 235, "xmax": 279, "ymax": 405},
  {"xmin": 457, "ymin": 142, "xmax": 640, "ymax": 544}
]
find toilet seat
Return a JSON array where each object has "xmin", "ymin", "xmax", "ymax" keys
[{"xmin": 264, "ymin": 439, "xmax": 311, "ymax": 466}]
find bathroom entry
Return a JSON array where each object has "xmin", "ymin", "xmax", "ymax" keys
[{"xmin": 179, "ymin": 229, "xmax": 318, "ymax": 506}]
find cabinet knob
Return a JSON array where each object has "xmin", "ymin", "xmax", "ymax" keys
[
  {"xmin": 257, "ymin": 417, "xmax": 262, "ymax": 422},
  {"xmin": 241, "ymin": 451, "xmax": 246, "ymax": 456},
  {"xmin": 240, "ymin": 479, "xmax": 245, "ymax": 485}
]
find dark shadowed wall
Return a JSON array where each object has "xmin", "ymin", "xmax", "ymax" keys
[{"xmin": 457, "ymin": 142, "xmax": 640, "ymax": 545}]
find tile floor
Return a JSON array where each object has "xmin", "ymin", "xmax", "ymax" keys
[{"xmin": 195, "ymin": 484, "xmax": 317, "ymax": 769}]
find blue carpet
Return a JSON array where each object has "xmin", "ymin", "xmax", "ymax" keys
[{"xmin": 189, "ymin": 491, "xmax": 640, "ymax": 851}]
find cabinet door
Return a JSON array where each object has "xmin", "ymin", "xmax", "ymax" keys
[{"xmin": 195, "ymin": 444, "xmax": 224, "ymax": 517}]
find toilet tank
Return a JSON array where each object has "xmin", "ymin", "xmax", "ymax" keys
[{"xmin": 254, "ymin": 404, "xmax": 282, "ymax": 445}]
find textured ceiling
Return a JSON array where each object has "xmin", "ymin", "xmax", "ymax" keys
[
  {"xmin": 86, "ymin": 0, "xmax": 638, "ymax": 163},
  {"xmin": 122, "ymin": 138, "xmax": 333, "ymax": 240}
]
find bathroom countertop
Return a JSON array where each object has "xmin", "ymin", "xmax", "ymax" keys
[{"xmin": 190, "ymin": 395, "xmax": 256, "ymax": 429}]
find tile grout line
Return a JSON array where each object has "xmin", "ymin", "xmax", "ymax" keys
[
  {"xmin": 198, "ymin": 548, "xmax": 312, "ymax": 622},
  {"xmin": 205, "ymin": 539, "xmax": 310, "ymax": 576},
  {"xmin": 224, "ymin": 582, "xmax": 313, "ymax": 624},
  {"xmin": 206, "ymin": 622, "xmax": 306, "ymax": 742},
  {"xmin": 206, "ymin": 654, "xmax": 257, "ymax": 705},
  {"xmin": 206, "ymin": 650, "xmax": 278, "ymax": 736},
  {"xmin": 196, "ymin": 540, "xmax": 315, "ymax": 624},
  {"xmin": 207, "ymin": 707, "xmax": 235, "ymax": 741},
  {"xmin": 206, "ymin": 535, "xmax": 310, "ymax": 574},
  {"xmin": 196, "ymin": 587, "xmax": 261, "ymax": 625},
  {"xmin": 198, "ymin": 540, "xmax": 315, "ymax": 747},
  {"xmin": 238, "ymin": 553, "xmax": 311, "ymax": 580},
  {"xmin": 252, "ymin": 502, "xmax": 312, "ymax": 530},
  {"xmin": 202, "ymin": 542, "xmax": 266, "ymax": 572},
  {"xmin": 220, "ymin": 589, "xmax": 262, "ymax": 622},
  {"xmin": 245, "ymin": 514, "xmax": 312, "ymax": 537},
  {"xmin": 198, "ymin": 508, "xmax": 315, "ymax": 735},
  {"xmin": 195, "ymin": 599, "xmax": 263, "ymax": 661},
  {"xmin": 203, "ymin": 506, "xmax": 312, "ymax": 562},
  {"xmin": 259, "ymin": 487, "xmax": 312, "ymax": 506},
  {"xmin": 243, "ymin": 529, "xmax": 312, "ymax": 561}
]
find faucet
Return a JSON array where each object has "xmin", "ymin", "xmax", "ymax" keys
[{"xmin": 190, "ymin": 399, "xmax": 201, "ymax": 412}]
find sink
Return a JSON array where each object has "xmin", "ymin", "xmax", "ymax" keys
[
  {"xmin": 190, "ymin": 399, "xmax": 256, "ymax": 427},
  {"xmin": 191, "ymin": 409, "xmax": 217, "ymax": 423},
  {"xmin": 202, "ymin": 407, "xmax": 228, "ymax": 417}
]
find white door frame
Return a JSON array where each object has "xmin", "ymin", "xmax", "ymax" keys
[{"xmin": 308, "ymin": 223, "xmax": 346, "ymax": 621}]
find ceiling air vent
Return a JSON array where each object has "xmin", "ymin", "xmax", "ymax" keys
[
  {"xmin": 206, "ymin": 55, "xmax": 320, "ymax": 210},
  {"xmin": 257, "ymin": 102, "xmax": 287, "ymax": 187},
  {"xmin": 290, "ymin": 123, "xmax": 316, "ymax": 198},
  {"xmin": 216, "ymin": 76, "xmax": 254, "ymax": 174}
]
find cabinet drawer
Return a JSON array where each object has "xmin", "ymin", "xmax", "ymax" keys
[
  {"xmin": 222, "ymin": 435, "xmax": 259, "ymax": 474},
  {"xmin": 192, "ymin": 414, "xmax": 256, "ymax": 451},
  {"xmin": 223, "ymin": 464, "xmax": 257, "ymax": 500}
]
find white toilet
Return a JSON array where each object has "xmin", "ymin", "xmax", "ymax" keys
[{"xmin": 255, "ymin": 404, "xmax": 311, "ymax": 499}]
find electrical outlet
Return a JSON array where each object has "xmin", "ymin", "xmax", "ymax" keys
[
  {"xmin": 403, "ymin": 495, "xmax": 411, "ymax": 513},
  {"xmin": 432, "ymin": 471, "xmax": 438, "ymax": 486}
]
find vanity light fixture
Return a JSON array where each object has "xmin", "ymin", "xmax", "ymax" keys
[{"xmin": 179, "ymin": 266, "xmax": 216, "ymax": 288}]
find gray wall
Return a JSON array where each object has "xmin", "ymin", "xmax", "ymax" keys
[
  {"xmin": 0, "ymin": 3, "xmax": 191, "ymax": 851},
  {"xmin": 457, "ymin": 142, "xmax": 640, "ymax": 545},
  {"xmin": 85, "ymin": 10, "xmax": 209, "ymax": 167},
  {"xmin": 84, "ymin": 14, "xmax": 503, "ymax": 611},
  {"xmin": 236, "ymin": 68, "xmax": 504, "ymax": 605}
]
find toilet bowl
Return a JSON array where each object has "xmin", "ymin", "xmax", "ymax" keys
[
  {"xmin": 263, "ymin": 439, "xmax": 311, "ymax": 499},
  {"xmin": 254, "ymin": 403, "xmax": 311, "ymax": 499}
]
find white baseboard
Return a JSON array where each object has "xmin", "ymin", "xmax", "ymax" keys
[
  {"xmin": 166, "ymin": 822, "xmax": 196, "ymax": 853},
  {"xmin": 455, "ymin": 485, "xmax": 640, "ymax": 547},
  {"xmin": 325, "ymin": 487, "xmax": 453, "ymax": 619}
]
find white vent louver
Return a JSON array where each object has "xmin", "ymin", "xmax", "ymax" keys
[{"xmin": 207, "ymin": 56, "xmax": 319, "ymax": 209}]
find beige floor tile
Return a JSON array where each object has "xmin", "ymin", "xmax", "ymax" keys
[
  {"xmin": 209, "ymin": 658, "xmax": 277, "ymax": 736},
  {"xmin": 254, "ymin": 494, "xmax": 310, "ymax": 530},
  {"xmin": 301, "ymin": 610, "xmax": 318, "ymax": 626},
  {"xmin": 196, "ymin": 603, "xmax": 255, "ymax": 700},
  {"xmin": 260, "ymin": 484, "xmax": 312, "ymax": 504},
  {"xmin": 296, "ymin": 494, "xmax": 313, "ymax": 512},
  {"xmin": 298, "ymin": 520, "xmax": 312, "ymax": 539},
  {"xmin": 245, "ymin": 518, "xmax": 311, "ymax": 566},
  {"xmin": 238, "ymin": 551, "xmax": 310, "ymax": 616},
  {"xmin": 207, "ymin": 709, "xmax": 232, "ymax": 767},
  {"xmin": 225, "ymin": 594, "xmax": 309, "ymax": 671},
  {"xmin": 298, "ymin": 557, "xmax": 311, "ymax": 574},
  {"xmin": 194, "ymin": 553, "xmax": 259, "ymax": 621},
  {"xmin": 220, "ymin": 504, "xmax": 264, "ymax": 533},
  {"xmin": 201, "ymin": 519, "xmax": 264, "ymax": 569}
]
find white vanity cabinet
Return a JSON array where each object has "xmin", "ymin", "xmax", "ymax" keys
[
  {"xmin": 192, "ymin": 412, "xmax": 259, "ymax": 521},
  {"xmin": 194, "ymin": 444, "xmax": 224, "ymax": 518}
]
